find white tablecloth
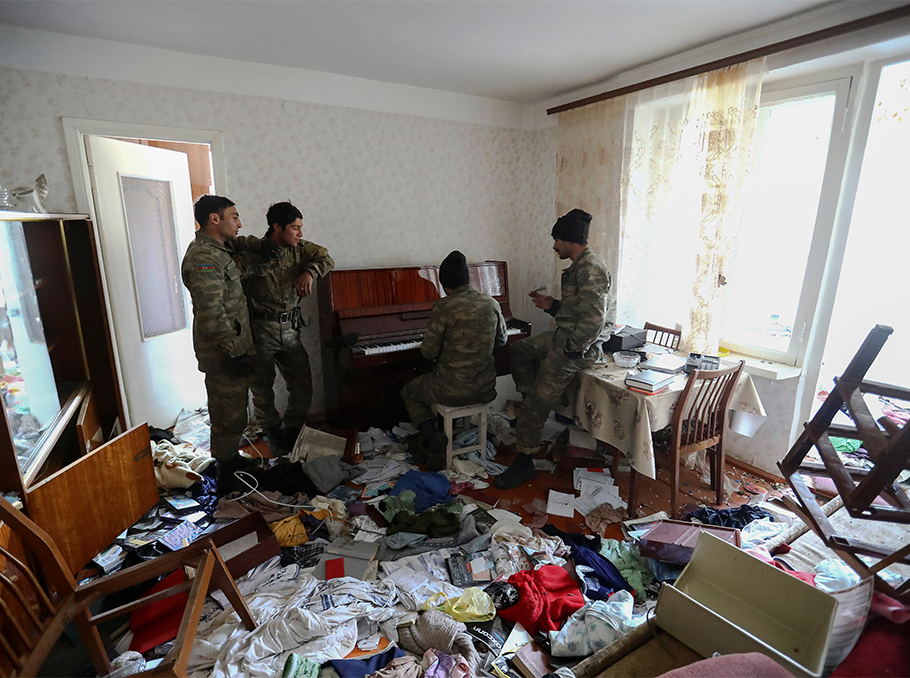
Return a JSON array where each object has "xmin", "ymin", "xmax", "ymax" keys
[{"xmin": 559, "ymin": 360, "xmax": 766, "ymax": 479}]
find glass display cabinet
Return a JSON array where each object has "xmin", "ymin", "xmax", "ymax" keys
[{"xmin": 0, "ymin": 211, "xmax": 124, "ymax": 501}]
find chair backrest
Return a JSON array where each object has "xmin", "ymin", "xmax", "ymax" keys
[
  {"xmin": 644, "ymin": 322, "xmax": 682, "ymax": 351},
  {"xmin": 0, "ymin": 495, "xmax": 77, "ymax": 676},
  {"xmin": 672, "ymin": 361, "xmax": 745, "ymax": 452}
]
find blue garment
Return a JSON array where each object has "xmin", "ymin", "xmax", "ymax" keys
[
  {"xmin": 389, "ymin": 470, "xmax": 454, "ymax": 513},
  {"xmin": 570, "ymin": 543, "xmax": 633, "ymax": 600},
  {"xmin": 327, "ymin": 647, "xmax": 405, "ymax": 678}
]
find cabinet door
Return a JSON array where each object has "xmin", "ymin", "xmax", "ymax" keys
[{"xmin": 26, "ymin": 423, "xmax": 158, "ymax": 574}]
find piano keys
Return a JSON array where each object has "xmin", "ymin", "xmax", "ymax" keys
[{"xmin": 317, "ymin": 261, "xmax": 531, "ymax": 428}]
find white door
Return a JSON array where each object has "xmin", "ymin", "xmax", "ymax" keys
[{"xmin": 85, "ymin": 135, "xmax": 206, "ymax": 428}]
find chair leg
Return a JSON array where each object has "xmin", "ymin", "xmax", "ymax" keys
[
  {"xmin": 715, "ymin": 438, "xmax": 726, "ymax": 506},
  {"xmin": 628, "ymin": 467, "xmax": 639, "ymax": 518},
  {"xmin": 167, "ymin": 552, "xmax": 216, "ymax": 677},
  {"xmin": 671, "ymin": 446, "xmax": 681, "ymax": 520},
  {"xmin": 478, "ymin": 410, "xmax": 488, "ymax": 458},
  {"xmin": 443, "ymin": 413, "xmax": 455, "ymax": 469},
  {"xmin": 72, "ymin": 608, "xmax": 112, "ymax": 677},
  {"xmin": 209, "ymin": 549, "xmax": 256, "ymax": 630}
]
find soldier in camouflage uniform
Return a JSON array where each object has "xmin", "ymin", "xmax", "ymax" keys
[
  {"xmin": 495, "ymin": 209, "xmax": 614, "ymax": 489},
  {"xmin": 181, "ymin": 195, "xmax": 255, "ymax": 484},
  {"xmin": 233, "ymin": 202, "xmax": 334, "ymax": 454},
  {"xmin": 402, "ymin": 250, "xmax": 508, "ymax": 470}
]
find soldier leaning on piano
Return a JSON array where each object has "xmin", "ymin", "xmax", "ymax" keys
[
  {"xmin": 402, "ymin": 250, "xmax": 508, "ymax": 471},
  {"xmin": 232, "ymin": 201, "xmax": 335, "ymax": 456}
]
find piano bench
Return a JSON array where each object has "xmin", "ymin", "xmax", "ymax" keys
[{"xmin": 430, "ymin": 401, "xmax": 491, "ymax": 470}]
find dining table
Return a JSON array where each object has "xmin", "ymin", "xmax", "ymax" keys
[{"xmin": 557, "ymin": 356, "xmax": 767, "ymax": 480}]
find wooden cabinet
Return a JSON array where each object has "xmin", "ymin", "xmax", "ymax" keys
[{"xmin": 0, "ymin": 212, "xmax": 125, "ymax": 504}]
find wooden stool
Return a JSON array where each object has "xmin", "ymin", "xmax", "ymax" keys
[{"xmin": 430, "ymin": 401, "xmax": 491, "ymax": 469}]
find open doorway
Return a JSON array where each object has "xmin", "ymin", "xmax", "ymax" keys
[
  {"xmin": 111, "ymin": 138, "xmax": 215, "ymax": 203},
  {"xmin": 64, "ymin": 119, "xmax": 228, "ymax": 429}
]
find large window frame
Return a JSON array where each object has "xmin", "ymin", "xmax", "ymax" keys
[{"xmin": 719, "ymin": 75, "xmax": 854, "ymax": 367}]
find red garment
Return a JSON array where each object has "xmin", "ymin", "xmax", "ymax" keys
[{"xmin": 498, "ymin": 564, "xmax": 585, "ymax": 635}]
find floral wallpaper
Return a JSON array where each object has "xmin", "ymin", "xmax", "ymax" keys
[{"xmin": 0, "ymin": 65, "xmax": 557, "ymax": 418}]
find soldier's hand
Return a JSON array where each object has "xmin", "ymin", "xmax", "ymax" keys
[
  {"xmin": 262, "ymin": 241, "xmax": 281, "ymax": 262},
  {"xmin": 563, "ymin": 347, "xmax": 584, "ymax": 360},
  {"xmin": 529, "ymin": 291, "xmax": 553, "ymax": 311},
  {"xmin": 231, "ymin": 353, "xmax": 255, "ymax": 377},
  {"xmin": 296, "ymin": 271, "xmax": 314, "ymax": 297}
]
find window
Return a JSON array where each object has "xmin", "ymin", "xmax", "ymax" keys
[{"xmin": 720, "ymin": 78, "xmax": 851, "ymax": 364}]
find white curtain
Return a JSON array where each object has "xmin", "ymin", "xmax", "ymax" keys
[{"xmin": 557, "ymin": 59, "xmax": 765, "ymax": 353}]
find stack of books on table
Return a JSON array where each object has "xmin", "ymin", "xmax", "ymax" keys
[{"xmin": 625, "ymin": 369, "xmax": 677, "ymax": 395}]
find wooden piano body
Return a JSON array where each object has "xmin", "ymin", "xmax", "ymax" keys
[{"xmin": 317, "ymin": 260, "xmax": 530, "ymax": 428}]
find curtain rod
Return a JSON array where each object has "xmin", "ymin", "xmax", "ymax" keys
[{"xmin": 547, "ymin": 3, "xmax": 910, "ymax": 115}]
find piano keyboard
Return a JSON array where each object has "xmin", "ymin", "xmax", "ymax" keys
[{"xmin": 359, "ymin": 327, "xmax": 524, "ymax": 356}]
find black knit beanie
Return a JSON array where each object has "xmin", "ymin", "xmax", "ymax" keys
[
  {"xmin": 439, "ymin": 250, "xmax": 470, "ymax": 289},
  {"xmin": 551, "ymin": 209, "xmax": 592, "ymax": 244}
]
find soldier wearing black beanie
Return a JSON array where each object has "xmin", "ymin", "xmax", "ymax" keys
[
  {"xmin": 439, "ymin": 250, "xmax": 470, "ymax": 290},
  {"xmin": 551, "ymin": 208, "xmax": 592, "ymax": 244}
]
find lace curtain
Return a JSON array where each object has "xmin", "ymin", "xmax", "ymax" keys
[{"xmin": 556, "ymin": 59, "xmax": 765, "ymax": 353}]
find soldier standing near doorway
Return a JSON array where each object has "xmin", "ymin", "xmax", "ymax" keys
[
  {"xmin": 181, "ymin": 195, "xmax": 255, "ymax": 491},
  {"xmin": 234, "ymin": 202, "xmax": 334, "ymax": 455}
]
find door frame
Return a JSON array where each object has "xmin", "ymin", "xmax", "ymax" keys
[{"xmin": 63, "ymin": 118, "xmax": 228, "ymax": 427}]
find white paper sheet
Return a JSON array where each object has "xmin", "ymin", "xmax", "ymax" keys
[{"xmin": 547, "ymin": 490, "xmax": 576, "ymax": 517}]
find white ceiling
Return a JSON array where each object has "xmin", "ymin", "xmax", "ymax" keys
[{"xmin": 0, "ymin": 0, "xmax": 871, "ymax": 105}]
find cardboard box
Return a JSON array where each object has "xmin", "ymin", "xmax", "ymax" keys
[
  {"xmin": 655, "ymin": 532, "xmax": 838, "ymax": 677},
  {"xmin": 639, "ymin": 520, "xmax": 740, "ymax": 564}
]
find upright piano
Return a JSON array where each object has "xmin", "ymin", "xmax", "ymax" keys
[{"xmin": 317, "ymin": 261, "xmax": 531, "ymax": 428}]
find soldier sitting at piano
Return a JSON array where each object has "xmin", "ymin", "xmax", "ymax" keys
[
  {"xmin": 402, "ymin": 250, "xmax": 508, "ymax": 470},
  {"xmin": 233, "ymin": 201, "xmax": 335, "ymax": 456}
]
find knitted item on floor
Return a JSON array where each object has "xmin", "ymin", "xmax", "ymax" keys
[
  {"xmin": 397, "ymin": 610, "xmax": 479, "ymax": 671},
  {"xmin": 497, "ymin": 564, "xmax": 585, "ymax": 635},
  {"xmin": 281, "ymin": 653, "xmax": 320, "ymax": 678}
]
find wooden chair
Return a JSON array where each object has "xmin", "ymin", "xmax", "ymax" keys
[
  {"xmin": 644, "ymin": 322, "xmax": 682, "ymax": 351},
  {"xmin": 0, "ymin": 495, "xmax": 257, "ymax": 677},
  {"xmin": 629, "ymin": 360, "xmax": 744, "ymax": 519}
]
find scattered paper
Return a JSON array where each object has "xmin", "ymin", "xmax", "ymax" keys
[
  {"xmin": 574, "ymin": 468, "xmax": 613, "ymax": 491},
  {"xmin": 488, "ymin": 508, "xmax": 522, "ymax": 523},
  {"xmin": 547, "ymin": 490, "xmax": 576, "ymax": 518},
  {"xmin": 541, "ymin": 418, "xmax": 567, "ymax": 442}
]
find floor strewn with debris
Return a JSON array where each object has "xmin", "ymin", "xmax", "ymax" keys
[{"xmin": 45, "ymin": 407, "xmax": 910, "ymax": 678}]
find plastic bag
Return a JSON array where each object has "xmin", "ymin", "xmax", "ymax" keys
[
  {"xmin": 484, "ymin": 581, "xmax": 519, "ymax": 610},
  {"xmin": 423, "ymin": 587, "xmax": 495, "ymax": 622}
]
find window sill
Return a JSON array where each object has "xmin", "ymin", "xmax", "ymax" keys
[{"xmin": 723, "ymin": 352, "xmax": 802, "ymax": 381}]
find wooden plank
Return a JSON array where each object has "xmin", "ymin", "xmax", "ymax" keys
[
  {"xmin": 27, "ymin": 424, "xmax": 158, "ymax": 574},
  {"xmin": 76, "ymin": 386, "xmax": 104, "ymax": 456}
]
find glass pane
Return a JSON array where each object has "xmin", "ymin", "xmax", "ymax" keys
[
  {"xmin": 120, "ymin": 176, "xmax": 187, "ymax": 339},
  {"xmin": 721, "ymin": 93, "xmax": 836, "ymax": 354},
  {"xmin": 0, "ymin": 220, "xmax": 61, "ymax": 474},
  {"xmin": 817, "ymin": 59, "xmax": 910, "ymax": 399}
]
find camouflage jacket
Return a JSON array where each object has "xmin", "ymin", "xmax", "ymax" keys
[
  {"xmin": 181, "ymin": 232, "xmax": 254, "ymax": 368},
  {"xmin": 421, "ymin": 285, "xmax": 508, "ymax": 386},
  {"xmin": 233, "ymin": 235, "xmax": 335, "ymax": 316},
  {"xmin": 546, "ymin": 247, "xmax": 614, "ymax": 354}
]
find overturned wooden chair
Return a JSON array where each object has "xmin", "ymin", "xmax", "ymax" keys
[
  {"xmin": 779, "ymin": 324, "xmax": 910, "ymax": 602},
  {"xmin": 0, "ymin": 495, "xmax": 257, "ymax": 677}
]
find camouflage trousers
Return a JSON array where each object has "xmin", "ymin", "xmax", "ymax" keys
[
  {"xmin": 511, "ymin": 330, "xmax": 594, "ymax": 453},
  {"xmin": 204, "ymin": 362, "xmax": 251, "ymax": 460},
  {"xmin": 250, "ymin": 319, "xmax": 313, "ymax": 430},
  {"xmin": 402, "ymin": 372, "xmax": 497, "ymax": 427}
]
